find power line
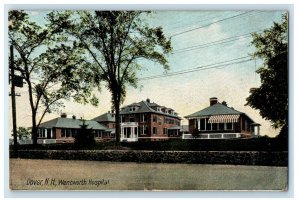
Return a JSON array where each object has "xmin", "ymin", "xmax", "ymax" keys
[
  {"xmin": 139, "ymin": 56, "xmax": 252, "ymax": 81},
  {"xmin": 171, "ymin": 30, "xmax": 264, "ymax": 54},
  {"xmin": 164, "ymin": 12, "xmax": 226, "ymax": 32},
  {"xmin": 170, "ymin": 11, "xmax": 253, "ymax": 37}
]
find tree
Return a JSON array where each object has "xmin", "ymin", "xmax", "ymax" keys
[
  {"xmin": 246, "ymin": 14, "xmax": 288, "ymax": 136},
  {"xmin": 48, "ymin": 11, "xmax": 172, "ymax": 145},
  {"xmin": 9, "ymin": 11, "xmax": 98, "ymax": 145},
  {"xmin": 16, "ymin": 127, "xmax": 31, "ymax": 140}
]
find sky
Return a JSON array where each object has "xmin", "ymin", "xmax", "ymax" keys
[{"xmin": 8, "ymin": 10, "xmax": 285, "ymax": 137}]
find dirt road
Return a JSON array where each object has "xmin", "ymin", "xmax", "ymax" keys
[{"xmin": 9, "ymin": 158, "xmax": 287, "ymax": 191}]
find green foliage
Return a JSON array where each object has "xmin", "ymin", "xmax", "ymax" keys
[
  {"xmin": 246, "ymin": 14, "xmax": 288, "ymax": 130},
  {"xmin": 47, "ymin": 11, "xmax": 172, "ymax": 144},
  {"xmin": 16, "ymin": 127, "xmax": 31, "ymax": 140},
  {"xmin": 9, "ymin": 11, "xmax": 99, "ymax": 144},
  {"xmin": 74, "ymin": 120, "xmax": 96, "ymax": 147}
]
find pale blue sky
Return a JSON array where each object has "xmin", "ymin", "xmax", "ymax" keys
[{"xmin": 9, "ymin": 10, "xmax": 285, "ymax": 137}]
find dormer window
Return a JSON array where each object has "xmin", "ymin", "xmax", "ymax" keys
[
  {"xmin": 157, "ymin": 107, "xmax": 161, "ymax": 112},
  {"xmin": 129, "ymin": 106, "xmax": 139, "ymax": 112}
]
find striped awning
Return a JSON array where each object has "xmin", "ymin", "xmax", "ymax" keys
[{"xmin": 208, "ymin": 115, "xmax": 240, "ymax": 123}]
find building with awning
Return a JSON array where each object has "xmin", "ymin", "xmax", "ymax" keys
[{"xmin": 184, "ymin": 97, "xmax": 260, "ymax": 139}]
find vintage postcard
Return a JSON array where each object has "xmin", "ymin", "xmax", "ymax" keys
[{"xmin": 8, "ymin": 9, "xmax": 288, "ymax": 191}]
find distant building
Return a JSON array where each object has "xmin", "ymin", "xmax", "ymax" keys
[
  {"xmin": 92, "ymin": 111, "xmax": 116, "ymax": 136},
  {"xmin": 184, "ymin": 97, "xmax": 260, "ymax": 139},
  {"xmin": 168, "ymin": 125, "xmax": 189, "ymax": 139},
  {"xmin": 120, "ymin": 99, "xmax": 181, "ymax": 142},
  {"xmin": 37, "ymin": 113, "xmax": 113, "ymax": 144}
]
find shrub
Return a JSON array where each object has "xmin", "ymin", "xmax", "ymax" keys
[{"xmin": 74, "ymin": 120, "xmax": 95, "ymax": 148}]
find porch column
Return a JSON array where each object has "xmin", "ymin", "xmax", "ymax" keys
[{"xmin": 197, "ymin": 119, "xmax": 200, "ymax": 130}]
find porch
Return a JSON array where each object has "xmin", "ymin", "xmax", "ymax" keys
[{"xmin": 121, "ymin": 122, "xmax": 139, "ymax": 142}]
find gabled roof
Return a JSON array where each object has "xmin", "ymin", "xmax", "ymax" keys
[
  {"xmin": 120, "ymin": 100, "xmax": 180, "ymax": 119},
  {"xmin": 92, "ymin": 112, "xmax": 115, "ymax": 122},
  {"xmin": 39, "ymin": 118, "xmax": 108, "ymax": 130},
  {"xmin": 185, "ymin": 103, "xmax": 243, "ymax": 118}
]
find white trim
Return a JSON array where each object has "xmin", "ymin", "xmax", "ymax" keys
[
  {"xmin": 182, "ymin": 133, "xmax": 242, "ymax": 139},
  {"xmin": 138, "ymin": 137, "xmax": 169, "ymax": 139}
]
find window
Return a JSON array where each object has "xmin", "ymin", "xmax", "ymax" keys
[
  {"xmin": 38, "ymin": 129, "xmax": 46, "ymax": 138},
  {"xmin": 61, "ymin": 128, "xmax": 66, "ymax": 137},
  {"xmin": 219, "ymin": 123, "xmax": 225, "ymax": 130},
  {"xmin": 226, "ymin": 123, "xmax": 233, "ymax": 130},
  {"xmin": 129, "ymin": 117, "xmax": 135, "ymax": 122},
  {"xmin": 135, "ymin": 127, "xmax": 138, "ymax": 135},
  {"xmin": 153, "ymin": 115, "xmax": 157, "ymax": 122},
  {"xmin": 121, "ymin": 115, "xmax": 125, "ymax": 123},
  {"xmin": 163, "ymin": 128, "xmax": 167, "ymax": 135},
  {"xmin": 144, "ymin": 126, "xmax": 148, "ymax": 135},
  {"xmin": 200, "ymin": 118, "xmax": 206, "ymax": 130},
  {"xmin": 212, "ymin": 123, "xmax": 218, "ymax": 130},
  {"xmin": 94, "ymin": 130, "xmax": 102, "ymax": 138},
  {"xmin": 66, "ymin": 129, "xmax": 71, "ymax": 137},
  {"xmin": 153, "ymin": 127, "xmax": 157, "ymax": 135},
  {"xmin": 141, "ymin": 114, "xmax": 145, "ymax": 122},
  {"xmin": 144, "ymin": 114, "xmax": 148, "ymax": 122},
  {"xmin": 206, "ymin": 122, "xmax": 212, "ymax": 130},
  {"xmin": 72, "ymin": 129, "xmax": 77, "ymax": 136},
  {"xmin": 158, "ymin": 117, "xmax": 162, "ymax": 125}
]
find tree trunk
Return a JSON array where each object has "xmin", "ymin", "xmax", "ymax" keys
[
  {"xmin": 27, "ymin": 80, "xmax": 38, "ymax": 145},
  {"xmin": 112, "ymin": 86, "xmax": 121, "ymax": 146},
  {"xmin": 31, "ymin": 111, "xmax": 38, "ymax": 145},
  {"xmin": 115, "ymin": 102, "xmax": 121, "ymax": 146}
]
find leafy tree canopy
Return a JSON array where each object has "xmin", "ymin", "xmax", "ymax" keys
[
  {"xmin": 246, "ymin": 14, "xmax": 288, "ymax": 130},
  {"xmin": 47, "ymin": 11, "xmax": 172, "ymax": 144},
  {"xmin": 9, "ymin": 10, "xmax": 99, "ymax": 145}
]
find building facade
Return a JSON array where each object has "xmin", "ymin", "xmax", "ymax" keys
[
  {"xmin": 92, "ymin": 111, "xmax": 116, "ymax": 138},
  {"xmin": 37, "ymin": 113, "xmax": 113, "ymax": 144},
  {"xmin": 120, "ymin": 99, "xmax": 181, "ymax": 142},
  {"xmin": 184, "ymin": 97, "xmax": 260, "ymax": 139}
]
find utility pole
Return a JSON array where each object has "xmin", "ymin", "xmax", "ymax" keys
[{"xmin": 10, "ymin": 44, "xmax": 18, "ymax": 158}]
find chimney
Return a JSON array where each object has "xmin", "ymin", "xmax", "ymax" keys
[
  {"xmin": 72, "ymin": 115, "xmax": 76, "ymax": 119},
  {"xmin": 146, "ymin": 98, "xmax": 150, "ymax": 103},
  {"xmin": 209, "ymin": 97, "xmax": 218, "ymax": 106},
  {"xmin": 61, "ymin": 113, "xmax": 67, "ymax": 118},
  {"xmin": 221, "ymin": 101, "xmax": 227, "ymax": 106}
]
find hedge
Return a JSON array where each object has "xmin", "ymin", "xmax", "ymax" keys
[{"xmin": 10, "ymin": 150, "xmax": 288, "ymax": 166}]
